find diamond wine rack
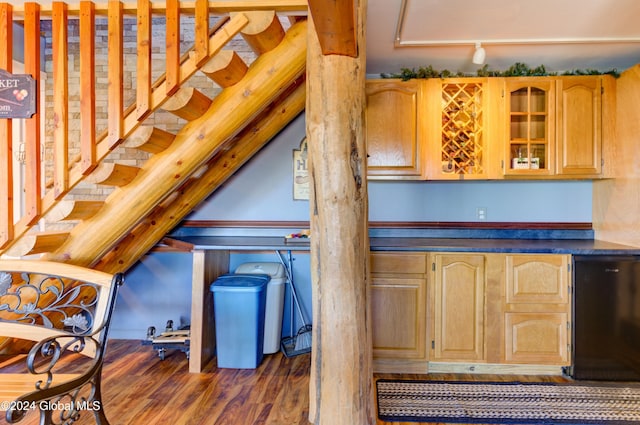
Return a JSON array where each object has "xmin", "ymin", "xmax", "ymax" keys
[{"xmin": 440, "ymin": 82, "xmax": 484, "ymax": 175}]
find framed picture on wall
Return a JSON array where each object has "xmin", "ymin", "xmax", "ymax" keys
[{"xmin": 293, "ymin": 137, "xmax": 309, "ymax": 200}]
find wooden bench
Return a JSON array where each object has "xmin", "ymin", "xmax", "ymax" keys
[{"xmin": 0, "ymin": 260, "xmax": 124, "ymax": 424}]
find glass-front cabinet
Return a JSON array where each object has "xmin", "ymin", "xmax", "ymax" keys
[{"xmin": 505, "ymin": 79, "xmax": 555, "ymax": 175}]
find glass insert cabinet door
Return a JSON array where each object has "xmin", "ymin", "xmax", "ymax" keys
[
  {"xmin": 505, "ymin": 79, "xmax": 555, "ymax": 175},
  {"xmin": 439, "ymin": 80, "xmax": 486, "ymax": 178}
]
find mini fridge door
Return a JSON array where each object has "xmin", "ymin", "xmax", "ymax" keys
[{"xmin": 573, "ymin": 255, "xmax": 640, "ymax": 381}]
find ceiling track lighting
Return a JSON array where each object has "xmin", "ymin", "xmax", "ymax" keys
[
  {"xmin": 472, "ymin": 42, "xmax": 486, "ymax": 65},
  {"xmin": 393, "ymin": 0, "xmax": 640, "ymax": 48}
]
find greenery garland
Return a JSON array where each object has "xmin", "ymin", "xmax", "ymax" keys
[{"xmin": 380, "ymin": 63, "xmax": 620, "ymax": 81}]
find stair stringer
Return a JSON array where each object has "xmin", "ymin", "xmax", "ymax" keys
[{"xmin": 41, "ymin": 20, "xmax": 308, "ymax": 270}]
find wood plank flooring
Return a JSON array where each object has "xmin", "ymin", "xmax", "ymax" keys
[{"xmin": 1, "ymin": 339, "xmax": 569, "ymax": 425}]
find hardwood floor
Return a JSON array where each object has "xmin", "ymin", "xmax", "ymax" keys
[{"xmin": 1, "ymin": 339, "xmax": 569, "ymax": 425}]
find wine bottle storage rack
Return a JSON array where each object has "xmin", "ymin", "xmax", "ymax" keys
[{"xmin": 440, "ymin": 82, "xmax": 484, "ymax": 175}]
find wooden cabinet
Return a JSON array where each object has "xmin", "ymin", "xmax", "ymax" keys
[
  {"xmin": 427, "ymin": 252, "xmax": 571, "ymax": 373},
  {"xmin": 556, "ymin": 76, "xmax": 602, "ymax": 176},
  {"xmin": 431, "ymin": 254, "xmax": 485, "ymax": 361},
  {"xmin": 365, "ymin": 75, "xmax": 612, "ymax": 181},
  {"xmin": 370, "ymin": 252, "xmax": 428, "ymax": 372},
  {"xmin": 503, "ymin": 254, "xmax": 571, "ymax": 365},
  {"xmin": 503, "ymin": 75, "xmax": 609, "ymax": 178},
  {"xmin": 365, "ymin": 80, "xmax": 426, "ymax": 179},
  {"xmin": 426, "ymin": 78, "xmax": 501, "ymax": 180},
  {"xmin": 504, "ymin": 78, "xmax": 556, "ymax": 176}
]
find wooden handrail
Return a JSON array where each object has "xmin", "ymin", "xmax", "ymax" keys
[
  {"xmin": 0, "ymin": 0, "xmax": 306, "ymax": 253},
  {"xmin": 7, "ymin": 1, "xmax": 308, "ymax": 17}
]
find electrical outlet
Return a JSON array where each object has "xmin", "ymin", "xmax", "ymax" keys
[{"xmin": 476, "ymin": 207, "xmax": 487, "ymax": 221}]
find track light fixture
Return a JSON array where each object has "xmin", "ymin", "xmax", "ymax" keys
[{"xmin": 472, "ymin": 42, "xmax": 486, "ymax": 65}]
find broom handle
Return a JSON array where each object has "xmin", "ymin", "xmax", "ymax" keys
[
  {"xmin": 277, "ymin": 250, "xmax": 308, "ymax": 328},
  {"xmin": 288, "ymin": 250, "xmax": 309, "ymax": 327}
]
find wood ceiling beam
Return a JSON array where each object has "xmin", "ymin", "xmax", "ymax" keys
[{"xmin": 308, "ymin": 0, "xmax": 357, "ymax": 57}]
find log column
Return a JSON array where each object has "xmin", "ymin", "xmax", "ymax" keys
[{"xmin": 306, "ymin": 0, "xmax": 373, "ymax": 423}]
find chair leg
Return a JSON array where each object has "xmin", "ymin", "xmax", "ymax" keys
[{"xmin": 92, "ymin": 373, "xmax": 111, "ymax": 425}]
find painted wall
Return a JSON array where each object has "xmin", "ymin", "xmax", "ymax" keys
[{"xmin": 113, "ymin": 112, "xmax": 593, "ymax": 341}]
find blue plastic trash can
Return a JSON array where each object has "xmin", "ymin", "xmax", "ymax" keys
[{"xmin": 210, "ymin": 273, "xmax": 270, "ymax": 369}]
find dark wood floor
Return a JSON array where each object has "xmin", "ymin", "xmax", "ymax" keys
[{"xmin": 1, "ymin": 339, "xmax": 569, "ymax": 425}]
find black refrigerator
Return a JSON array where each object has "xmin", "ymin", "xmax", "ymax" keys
[{"xmin": 572, "ymin": 255, "xmax": 640, "ymax": 381}]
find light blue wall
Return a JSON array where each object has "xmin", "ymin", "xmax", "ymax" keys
[
  {"xmin": 114, "ymin": 112, "xmax": 593, "ymax": 340},
  {"xmin": 111, "ymin": 252, "xmax": 194, "ymax": 339},
  {"xmin": 369, "ymin": 180, "xmax": 592, "ymax": 222}
]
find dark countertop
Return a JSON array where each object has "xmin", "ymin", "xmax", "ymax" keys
[
  {"xmin": 370, "ymin": 237, "xmax": 640, "ymax": 254},
  {"xmin": 166, "ymin": 236, "xmax": 640, "ymax": 255}
]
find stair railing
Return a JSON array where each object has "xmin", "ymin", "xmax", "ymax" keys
[{"xmin": 0, "ymin": 0, "xmax": 306, "ymax": 254}]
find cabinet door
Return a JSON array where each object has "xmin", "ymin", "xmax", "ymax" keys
[
  {"xmin": 505, "ymin": 254, "xmax": 569, "ymax": 304},
  {"xmin": 371, "ymin": 252, "xmax": 428, "ymax": 363},
  {"xmin": 427, "ymin": 78, "xmax": 490, "ymax": 180},
  {"xmin": 365, "ymin": 80, "xmax": 425, "ymax": 179},
  {"xmin": 504, "ymin": 254, "xmax": 571, "ymax": 366},
  {"xmin": 504, "ymin": 312, "xmax": 569, "ymax": 364},
  {"xmin": 504, "ymin": 78, "xmax": 555, "ymax": 176},
  {"xmin": 556, "ymin": 76, "xmax": 602, "ymax": 175},
  {"xmin": 371, "ymin": 277, "xmax": 427, "ymax": 359},
  {"xmin": 433, "ymin": 254, "xmax": 485, "ymax": 361}
]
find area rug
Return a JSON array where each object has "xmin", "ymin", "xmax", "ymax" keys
[{"xmin": 376, "ymin": 379, "xmax": 640, "ymax": 424}]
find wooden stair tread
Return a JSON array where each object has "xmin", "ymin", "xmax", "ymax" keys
[
  {"xmin": 86, "ymin": 162, "xmax": 140, "ymax": 187},
  {"xmin": 4, "ymin": 231, "xmax": 70, "ymax": 257},
  {"xmin": 162, "ymin": 87, "xmax": 212, "ymax": 121},
  {"xmin": 47, "ymin": 200, "xmax": 105, "ymax": 222},
  {"xmin": 200, "ymin": 50, "xmax": 248, "ymax": 88},
  {"xmin": 124, "ymin": 126, "xmax": 176, "ymax": 154},
  {"xmin": 232, "ymin": 10, "xmax": 285, "ymax": 55}
]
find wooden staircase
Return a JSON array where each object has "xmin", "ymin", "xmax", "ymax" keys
[{"xmin": 0, "ymin": 1, "xmax": 308, "ymax": 273}]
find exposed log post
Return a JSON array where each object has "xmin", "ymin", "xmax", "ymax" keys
[
  {"xmin": 306, "ymin": 0, "xmax": 373, "ymax": 423},
  {"xmin": 307, "ymin": 0, "xmax": 357, "ymax": 57}
]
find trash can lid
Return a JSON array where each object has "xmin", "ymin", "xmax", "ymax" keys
[
  {"xmin": 210, "ymin": 273, "xmax": 270, "ymax": 293},
  {"xmin": 235, "ymin": 262, "xmax": 286, "ymax": 279}
]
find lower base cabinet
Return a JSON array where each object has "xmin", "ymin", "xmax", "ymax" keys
[
  {"xmin": 371, "ymin": 252, "xmax": 428, "ymax": 373},
  {"xmin": 371, "ymin": 251, "xmax": 572, "ymax": 374},
  {"xmin": 432, "ymin": 254, "xmax": 485, "ymax": 362},
  {"xmin": 504, "ymin": 312, "xmax": 569, "ymax": 364},
  {"xmin": 503, "ymin": 254, "xmax": 571, "ymax": 365}
]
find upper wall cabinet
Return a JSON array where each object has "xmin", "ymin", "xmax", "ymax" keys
[
  {"xmin": 425, "ymin": 78, "xmax": 501, "ymax": 180},
  {"xmin": 503, "ymin": 75, "xmax": 611, "ymax": 179},
  {"xmin": 504, "ymin": 78, "xmax": 556, "ymax": 176},
  {"xmin": 365, "ymin": 75, "xmax": 613, "ymax": 181},
  {"xmin": 365, "ymin": 79, "xmax": 426, "ymax": 179},
  {"xmin": 556, "ymin": 76, "xmax": 602, "ymax": 176}
]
